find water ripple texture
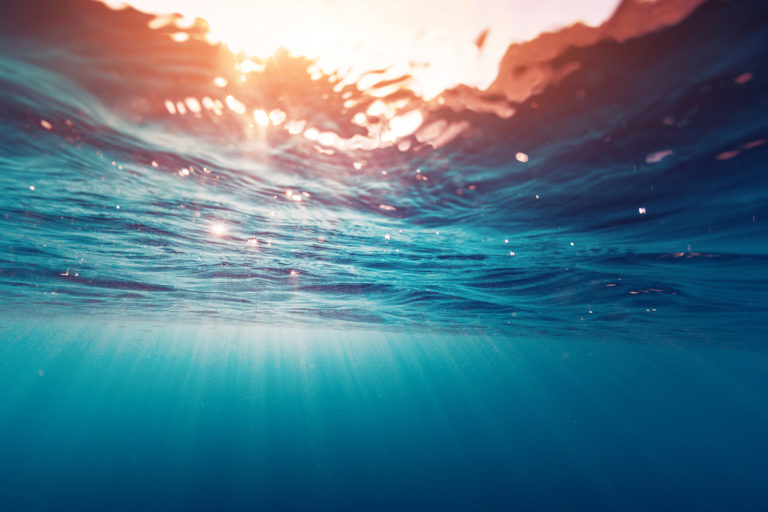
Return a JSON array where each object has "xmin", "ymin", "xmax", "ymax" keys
[{"xmin": 1, "ymin": 0, "xmax": 767, "ymax": 342}]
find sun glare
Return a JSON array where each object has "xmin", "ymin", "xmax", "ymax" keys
[
  {"xmin": 210, "ymin": 222, "xmax": 228, "ymax": 238},
  {"xmin": 97, "ymin": 0, "xmax": 624, "ymax": 152},
  {"xmin": 100, "ymin": 0, "xmax": 619, "ymax": 99}
]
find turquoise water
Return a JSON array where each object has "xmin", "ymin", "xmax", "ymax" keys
[
  {"xmin": 2, "ymin": 321, "xmax": 768, "ymax": 510},
  {"xmin": 2, "ymin": 0, "xmax": 768, "ymax": 509}
]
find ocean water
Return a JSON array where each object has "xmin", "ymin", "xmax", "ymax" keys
[
  {"xmin": 1, "ymin": 0, "xmax": 768, "ymax": 509},
  {"xmin": 2, "ymin": 321, "xmax": 768, "ymax": 510}
]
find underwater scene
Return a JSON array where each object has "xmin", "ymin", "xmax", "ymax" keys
[{"xmin": 1, "ymin": 0, "xmax": 767, "ymax": 509}]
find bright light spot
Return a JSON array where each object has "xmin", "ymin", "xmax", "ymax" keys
[
  {"xmin": 170, "ymin": 32, "xmax": 189, "ymax": 42},
  {"xmin": 40, "ymin": 119, "xmax": 53, "ymax": 130},
  {"xmin": 570, "ymin": 242, "xmax": 574, "ymax": 246},
  {"xmin": 515, "ymin": 152, "xmax": 529, "ymax": 163},
  {"xmin": 285, "ymin": 120, "xmax": 306, "ymax": 135},
  {"xmin": 367, "ymin": 100, "xmax": 387, "ymax": 117},
  {"xmin": 225, "ymin": 94, "xmax": 246, "ymax": 114},
  {"xmin": 352, "ymin": 112, "xmax": 367, "ymax": 126},
  {"xmin": 304, "ymin": 128, "xmax": 320, "ymax": 141},
  {"xmin": 213, "ymin": 76, "xmax": 228, "ymax": 87},
  {"xmin": 178, "ymin": 167, "xmax": 190, "ymax": 176},
  {"xmin": 210, "ymin": 222, "xmax": 228, "ymax": 237},
  {"xmin": 151, "ymin": 160, "xmax": 159, "ymax": 167},
  {"xmin": 716, "ymin": 150, "xmax": 740, "ymax": 161},
  {"xmin": 734, "ymin": 72, "xmax": 753, "ymax": 85},
  {"xmin": 314, "ymin": 145, "xmax": 335, "ymax": 156},
  {"xmin": 318, "ymin": 132, "xmax": 337, "ymax": 146},
  {"xmin": 253, "ymin": 109, "xmax": 270, "ymax": 126},
  {"xmin": 29, "ymin": 185, "xmax": 35, "ymax": 191},
  {"xmin": 388, "ymin": 110, "xmax": 424, "ymax": 140},
  {"xmin": 269, "ymin": 109, "xmax": 287, "ymax": 126},
  {"xmin": 385, "ymin": 233, "xmax": 391, "ymax": 240},
  {"xmin": 638, "ymin": 207, "xmax": 646, "ymax": 215},
  {"xmin": 185, "ymin": 97, "xmax": 202, "ymax": 113},
  {"xmin": 741, "ymin": 139, "xmax": 766, "ymax": 150},
  {"xmin": 509, "ymin": 251, "xmax": 515, "ymax": 256},
  {"xmin": 246, "ymin": 238, "xmax": 259, "ymax": 247},
  {"xmin": 201, "ymin": 96, "xmax": 215, "ymax": 112},
  {"xmin": 145, "ymin": 13, "xmax": 173, "ymax": 29},
  {"xmin": 164, "ymin": 100, "xmax": 176, "ymax": 114},
  {"xmin": 239, "ymin": 59, "xmax": 265, "ymax": 73},
  {"xmin": 285, "ymin": 189, "xmax": 303, "ymax": 201},
  {"xmin": 645, "ymin": 149, "xmax": 673, "ymax": 164},
  {"xmin": 367, "ymin": 83, "xmax": 400, "ymax": 98},
  {"xmin": 290, "ymin": 270, "xmax": 299, "ymax": 276}
]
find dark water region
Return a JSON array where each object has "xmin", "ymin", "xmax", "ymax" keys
[
  {"xmin": 0, "ymin": 0, "xmax": 766, "ymax": 340},
  {"xmin": 1, "ymin": 321, "xmax": 768, "ymax": 511}
]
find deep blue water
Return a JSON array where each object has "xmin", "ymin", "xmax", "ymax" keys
[
  {"xmin": 2, "ymin": 321, "xmax": 768, "ymax": 510},
  {"xmin": 1, "ymin": 0, "xmax": 768, "ymax": 509}
]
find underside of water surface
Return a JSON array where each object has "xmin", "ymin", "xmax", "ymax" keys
[
  {"xmin": 1, "ymin": 0, "xmax": 767, "ymax": 509},
  {"xmin": 0, "ymin": 0, "xmax": 765, "ymax": 341}
]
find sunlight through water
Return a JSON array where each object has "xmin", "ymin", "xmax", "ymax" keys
[{"xmin": 99, "ymin": 0, "xmax": 621, "ymax": 98}]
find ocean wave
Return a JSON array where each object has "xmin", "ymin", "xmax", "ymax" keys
[{"xmin": 1, "ymin": 0, "xmax": 767, "ymax": 341}]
